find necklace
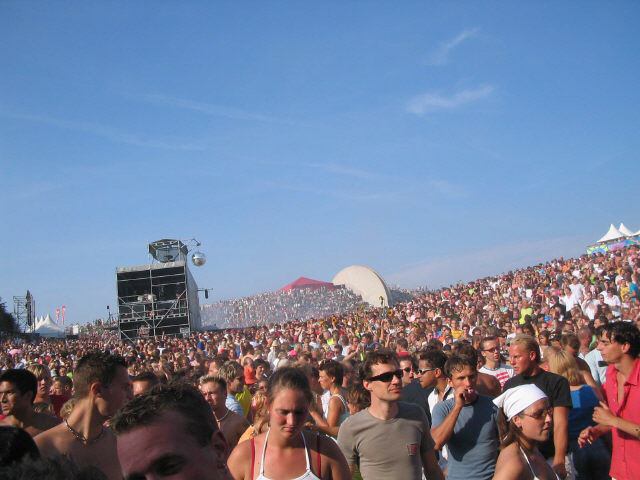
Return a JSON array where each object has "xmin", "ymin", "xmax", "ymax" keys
[
  {"xmin": 64, "ymin": 419, "xmax": 105, "ymax": 445},
  {"xmin": 215, "ymin": 409, "xmax": 230, "ymax": 423}
]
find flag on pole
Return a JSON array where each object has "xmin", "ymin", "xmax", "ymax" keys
[
  {"xmin": 55, "ymin": 308, "xmax": 60, "ymax": 324},
  {"xmin": 61, "ymin": 305, "xmax": 66, "ymax": 326}
]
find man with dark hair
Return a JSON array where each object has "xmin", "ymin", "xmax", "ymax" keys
[
  {"xmin": 199, "ymin": 376, "xmax": 249, "ymax": 452},
  {"xmin": 579, "ymin": 321, "xmax": 640, "ymax": 480},
  {"xmin": 478, "ymin": 336, "xmax": 514, "ymax": 390},
  {"xmin": 399, "ymin": 353, "xmax": 429, "ymax": 417},
  {"xmin": 112, "ymin": 382, "xmax": 230, "ymax": 480},
  {"xmin": 504, "ymin": 334, "xmax": 571, "ymax": 479},
  {"xmin": 131, "ymin": 371, "xmax": 159, "ymax": 397},
  {"xmin": 35, "ymin": 352, "xmax": 132, "ymax": 480},
  {"xmin": 337, "ymin": 350, "xmax": 443, "ymax": 480},
  {"xmin": 417, "ymin": 349, "xmax": 452, "ymax": 471},
  {"xmin": 453, "ymin": 343, "xmax": 501, "ymax": 397},
  {"xmin": 431, "ymin": 354, "xmax": 499, "ymax": 480},
  {"xmin": 0, "ymin": 370, "xmax": 59, "ymax": 436}
]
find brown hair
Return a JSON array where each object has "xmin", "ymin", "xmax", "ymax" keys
[
  {"xmin": 112, "ymin": 383, "xmax": 218, "ymax": 446},
  {"xmin": 72, "ymin": 352, "xmax": 127, "ymax": 399},
  {"xmin": 362, "ymin": 350, "xmax": 398, "ymax": 380},
  {"xmin": 266, "ymin": 367, "xmax": 313, "ymax": 405}
]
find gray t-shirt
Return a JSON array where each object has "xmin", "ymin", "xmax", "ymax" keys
[
  {"xmin": 431, "ymin": 395, "xmax": 498, "ymax": 480},
  {"xmin": 337, "ymin": 401, "xmax": 435, "ymax": 480}
]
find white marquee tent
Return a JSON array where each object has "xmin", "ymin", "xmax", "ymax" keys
[
  {"xmin": 596, "ymin": 224, "xmax": 624, "ymax": 243},
  {"xmin": 618, "ymin": 223, "xmax": 635, "ymax": 237},
  {"xmin": 33, "ymin": 314, "xmax": 65, "ymax": 338}
]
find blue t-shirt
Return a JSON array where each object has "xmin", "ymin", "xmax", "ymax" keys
[
  {"xmin": 432, "ymin": 395, "xmax": 499, "ymax": 480},
  {"xmin": 568, "ymin": 385, "xmax": 599, "ymax": 440}
]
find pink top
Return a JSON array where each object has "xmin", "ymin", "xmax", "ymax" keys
[{"xmin": 603, "ymin": 358, "xmax": 640, "ymax": 480}]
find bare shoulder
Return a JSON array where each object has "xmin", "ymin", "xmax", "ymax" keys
[
  {"xmin": 494, "ymin": 444, "xmax": 527, "ymax": 480},
  {"xmin": 227, "ymin": 435, "xmax": 254, "ymax": 480},
  {"xmin": 309, "ymin": 432, "xmax": 351, "ymax": 479},
  {"xmin": 34, "ymin": 422, "xmax": 65, "ymax": 454}
]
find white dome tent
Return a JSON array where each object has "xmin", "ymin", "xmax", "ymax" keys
[{"xmin": 34, "ymin": 314, "xmax": 65, "ymax": 338}]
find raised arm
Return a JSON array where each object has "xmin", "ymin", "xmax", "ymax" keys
[{"xmin": 430, "ymin": 387, "xmax": 464, "ymax": 451}]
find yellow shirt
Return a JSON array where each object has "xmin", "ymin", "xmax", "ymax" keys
[
  {"xmin": 519, "ymin": 307, "xmax": 533, "ymax": 324},
  {"xmin": 235, "ymin": 386, "xmax": 252, "ymax": 417}
]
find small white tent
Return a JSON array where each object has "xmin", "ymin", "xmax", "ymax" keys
[
  {"xmin": 597, "ymin": 224, "xmax": 623, "ymax": 243},
  {"xmin": 618, "ymin": 223, "xmax": 635, "ymax": 237},
  {"xmin": 34, "ymin": 314, "xmax": 65, "ymax": 338}
]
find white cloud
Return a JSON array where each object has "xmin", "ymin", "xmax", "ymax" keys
[
  {"xmin": 130, "ymin": 93, "xmax": 275, "ymax": 123},
  {"xmin": 385, "ymin": 235, "xmax": 590, "ymax": 289},
  {"xmin": 306, "ymin": 162, "xmax": 379, "ymax": 181},
  {"xmin": 406, "ymin": 85, "xmax": 494, "ymax": 115},
  {"xmin": 428, "ymin": 28, "xmax": 479, "ymax": 66},
  {"xmin": 0, "ymin": 110, "xmax": 205, "ymax": 150},
  {"xmin": 258, "ymin": 180, "xmax": 402, "ymax": 202},
  {"xmin": 428, "ymin": 179, "xmax": 469, "ymax": 199}
]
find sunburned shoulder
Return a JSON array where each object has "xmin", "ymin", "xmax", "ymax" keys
[{"xmin": 34, "ymin": 422, "xmax": 65, "ymax": 454}]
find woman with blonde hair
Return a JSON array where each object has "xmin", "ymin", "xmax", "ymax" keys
[
  {"xmin": 544, "ymin": 347, "xmax": 609, "ymax": 480},
  {"xmin": 237, "ymin": 389, "xmax": 269, "ymax": 444},
  {"xmin": 492, "ymin": 384, "xmax": 558, "ymax": 479}
]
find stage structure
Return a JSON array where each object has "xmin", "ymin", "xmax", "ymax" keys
[
  {"xmin": 116, "ymin": 239, "xmax": 205, "ymax": 341},
  {"xmin": 13, "ymin": 290, "xmax": 35, "ymax": 332}
]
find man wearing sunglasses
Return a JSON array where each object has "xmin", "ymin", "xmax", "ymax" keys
[
  {"xmin": 478, "ymin": 336, "xmax": 514, "ymax": 390},
  {"xmin": 338, "ymin": 350, "xmax": 444, "ymax": 480}
]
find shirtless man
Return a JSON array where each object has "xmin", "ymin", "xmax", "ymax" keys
[
  {"xmin": 35, "ymin": 352, "xmax": 133, "ymax": 480},
  {"xmin": 200, "ymin": 375, "xmax": 249, "ymax": 452},
  {"xmin": 0, "ymin": 369, "xmax": 60, "ymax": 436}
]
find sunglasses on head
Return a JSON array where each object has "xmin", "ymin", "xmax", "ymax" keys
[{"xmin": 367, "ymin": 369, "xmax": 403, "ymax": 383}]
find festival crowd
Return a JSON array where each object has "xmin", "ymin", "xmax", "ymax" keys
[
  {"xmin": 1, "ymin": 245, "xmax": 639, "ymax": 479},
  {"xmin": 200, "ymin": 286, "xmax": 366, "ymax": 329}
]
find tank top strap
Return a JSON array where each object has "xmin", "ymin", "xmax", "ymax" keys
[
  {"xmin": 300, "ymin": 430, "xmax": 311, "ymax": 470},
  {"xmin": 251, "ymin": 437, "xmax": 256, "ymax": 480},
  {"xmin": 316, "ymin": 433, "xmax": 321, "ymax": 477},
  {"xmin": 259, "ymin": 429, "xmax": 271, "ymax": 475},
  {"xmin": 331, "ymin": 393, "xmax": 348, "ymax": 410},
  {"xmin": 519, "ymin": 446, "xmax": 540, "ymax": 480}
]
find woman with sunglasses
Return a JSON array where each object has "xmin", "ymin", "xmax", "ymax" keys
[{"xmin": 492, "ymin": 384, "xmax": 559, "ymax": 480}]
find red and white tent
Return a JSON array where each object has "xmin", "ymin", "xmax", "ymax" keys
[{"xmin": 279, "ymin": 277, "xmax": 336, "ymax": 291}]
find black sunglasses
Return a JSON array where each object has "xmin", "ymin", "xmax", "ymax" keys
[
  {"xmin": 402, "ymin": 367, "xmax": 413, "ymax": 373},
  {"xmin": 367, "ymin": 369, "xmax": 402, "ymax": 383}
]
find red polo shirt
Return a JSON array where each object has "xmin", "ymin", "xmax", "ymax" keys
[{"xmin": 604, "ymin": 358, "xmax": 640, "ymax": 480}]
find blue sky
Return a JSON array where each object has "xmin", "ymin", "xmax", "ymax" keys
[{"xmin": 2, "ymin": 2, "xmax": 639, "ymax": 324}]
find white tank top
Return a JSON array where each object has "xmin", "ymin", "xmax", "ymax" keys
[
  {"xmin": 519, "ymin": 446, "xmax": 560, "ymax": 480},
  {"xmin": 255, "ymin": 429, "xmax": 321, "ymax": 480}
]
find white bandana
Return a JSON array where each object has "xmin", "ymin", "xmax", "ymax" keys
[{"xmin": 493, "ymin": 384, "xmax": 547, "ymax": 421}]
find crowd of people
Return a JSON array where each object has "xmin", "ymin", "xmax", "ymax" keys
[
  {"xmin": 200, "ymin": 285, "xmax": 366, "ymax": 328},
  {"xmin": 0, "ymin": 245, "xmax": 639, "ymax": 479}
]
